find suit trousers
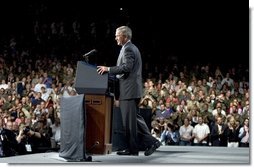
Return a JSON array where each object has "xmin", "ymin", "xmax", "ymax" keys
[{"xmin": 120, "ymin": 98, "xmax": 157, "ymax": 153}]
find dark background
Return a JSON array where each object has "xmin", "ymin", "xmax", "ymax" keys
[{"xmin": 0, "ymin": 1, "xmax": 249, "ymax": 68}]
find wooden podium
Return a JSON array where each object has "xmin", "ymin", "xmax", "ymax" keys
[
  {"xmin": 85, "ymin": 94, "xmax": 113, "ymax": 154},
  {"xmin": 74, "ymin": 61, "xmax": 113, "ymax": 155}
]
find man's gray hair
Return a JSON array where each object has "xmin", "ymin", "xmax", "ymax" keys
[{"xmin": 117, "ymin": 26, "xmax": 132, "ymax": 40}]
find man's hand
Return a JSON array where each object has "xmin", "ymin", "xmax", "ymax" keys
[{"xmin": 97, "ymin": 66, "xmax": 109, "ymax": 75}]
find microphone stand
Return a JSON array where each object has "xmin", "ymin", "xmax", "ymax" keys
[{"xmin": 84, "ymin": 56, "xmax": 89, "ymax": 63}]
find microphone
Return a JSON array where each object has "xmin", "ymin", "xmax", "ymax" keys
[{"xmin": 83, "ymin": 49, "xmax": 97, "ymax": 57}]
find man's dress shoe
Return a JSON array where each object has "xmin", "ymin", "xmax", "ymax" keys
[
  {"xmin": 116, "ymin": 149, "xmax": 139, "ymax": 156},
  {"xmin": 144, "ymin": 141, "xmax": 161, "ymax": 156}
]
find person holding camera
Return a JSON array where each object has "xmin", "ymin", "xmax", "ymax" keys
[
  {"xmin": 160, "ymin": 122, "xmax": 180, "ymax": 146},
  {"xmin": 16, "ymin": 124, "xmax": 51, "ymax": 155}
]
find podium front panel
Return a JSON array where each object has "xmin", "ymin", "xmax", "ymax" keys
[{"xmin": 74, "ymin": 61, "xmax": 108, "ymax": 94}]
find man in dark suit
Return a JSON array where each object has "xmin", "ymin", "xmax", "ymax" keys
[
  {"xmin": 97, "ymin": 26, "xmax": 160, "ymax": 156},
  {"xmin": 210, "ymin": 117, "xmax": 227, "ymax": 146}
]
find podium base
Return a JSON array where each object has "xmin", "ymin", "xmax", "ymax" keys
[
  {"xmin": 104, "ymin": 144, "xmax": 112, "ymax": 154},
  {"xmin": 60, "ymin": 155, "xmax": 92, "ymax": 162}
]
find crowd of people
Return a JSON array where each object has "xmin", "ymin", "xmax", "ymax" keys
[
  {"xmin": 0, "ymin": 41, "xmax": 250, "ymax": 157},
  {"xmin": 140, "ymin": 64, "xmax": 249, "ymax": 147}
]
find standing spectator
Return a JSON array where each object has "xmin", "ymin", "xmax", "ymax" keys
[
  {"xmin": 210, "ymin": 117, "xmax": 227, "ymax": 146},
  {"xmin": 225, "ymin": 117, "xmax": 240, "ymax": 147},
  {"xmin": 179, "ymin": 118, "xmax": 193, "ymax": 146},
  {"xmin": 193, "ymin": 116, "xmax": 210, "ymax": 146},
  {"xmin": 238, "ymin": 118, "xmax": 249, "ymax": 147}
]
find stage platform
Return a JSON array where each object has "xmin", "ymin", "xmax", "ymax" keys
[{"xmin": 0, "ymin": 146, "xmax": 250, "ymax": 164}]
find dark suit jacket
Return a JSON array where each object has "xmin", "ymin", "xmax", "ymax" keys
[
  {"xmin": 0, "ymin": 128, "xmax": 18, "ymax": 156},
  {"xmin": 210, "ymin": 123, "xmax": 227, "ymax": 146},
  {"xmin": 109, "ymin": 41, "xmax": 142, "ymax": 100}
]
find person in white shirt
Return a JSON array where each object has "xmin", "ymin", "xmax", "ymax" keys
[
  {"xmin": 212, "ymin": 102, "xmax": 226, "ymax": 116},
  {"xmin": 193, "ymin": 116, "xmax": 210, "ymax": 146},
  {"xmin": 179, "ymin": 118, "xmax": 194, "ymax": 146},
  {"xmin": 40, "ymin": 86, "xmax": 52, "ymax": 101},
  {"xmin": 34, "ymin": 77, "xmax": 46, "ymax": 93},
  {"xmin": 239, "ymin": 118, "xmax": 249, "ymax": 147}
]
